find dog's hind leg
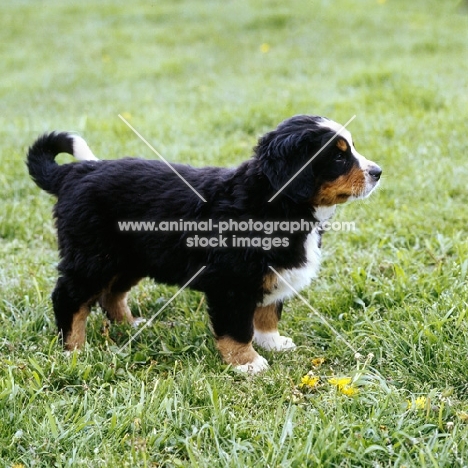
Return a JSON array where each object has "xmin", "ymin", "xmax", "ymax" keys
[
  {"xmin": 52, "ymin": 276, "xmax": 100, "ymax": 350},
  {"xmin": 99, "ymin": 276, "xmax": 144, "ymax": 326}
]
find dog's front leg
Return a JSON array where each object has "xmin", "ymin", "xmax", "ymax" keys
[
  {"xmin": 207, "ymin": 294, "xmax": 269, "ymax": 374},
  {"xmin": 216, "ymin": 336, "xmax": 269, "ymax": 374},
  {"xmin": 253, "ymin": 302, "xmax": 296, "ymax": 351}
]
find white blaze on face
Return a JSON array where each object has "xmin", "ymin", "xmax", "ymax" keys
[{"xmin": 319, "ymin": 118, "xmax": 381, "ymax": 198}]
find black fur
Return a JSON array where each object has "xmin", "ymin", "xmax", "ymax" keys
[
  {"xmin": 26, "ymin": 115, "xmax": 377, "ymax": 355},
  {"xmin": 26, "ymin": 132, "xmax": 75, "ymax": 195}
]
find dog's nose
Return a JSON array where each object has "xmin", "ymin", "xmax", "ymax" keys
[{"xmin": 368, "ymin": 165, "xmax": 382, "ymax": 181}]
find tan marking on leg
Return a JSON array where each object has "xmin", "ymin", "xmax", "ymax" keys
[
  {"xmin": 216, "ymin": 336, "xmax": 259, "ymax": 366},
  {"xmin": 253, "ymin": 304, "xmax": 279, "ymax": 333},
  {"xmin": 263, "ymin": 272, "xmax": 279, "ymax": 294},
  {"xmin": 65, "ymin": 305, "xmax": 90, "ymax": 350},
  {"xmin": 100, "ymin": 291, "xmax": 138, "ymax": 324},
  {"xmin": 99, "ymin": 276, "xmax": 142, "ymax": 324}
]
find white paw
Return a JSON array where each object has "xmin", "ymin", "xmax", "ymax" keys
[
  {"xmin": 131, "ymin": 317, "xmax": 147, "ymax": 328},
  {"xmin": 235, "ymin": 354, "xmax": 269, "ymax": 374},
  {"xmin": 253, "ymin": 330, "xmax": 297, "ymax": 351}
]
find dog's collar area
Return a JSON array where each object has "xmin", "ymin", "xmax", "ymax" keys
[{"xmin": 313, "ymin": 205, "xmax": 336, "ymax": 223}]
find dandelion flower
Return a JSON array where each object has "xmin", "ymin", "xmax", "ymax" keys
[
  {"xmin": 300, "ymin": 374, "xmax": 320, "ymax": 389},
  {"xmin": 407, "ymin": 396, "xmax": 427, "ymax": 410},
  {"xmin": 328, "ymin": 377, "xmax": 358, "ymax": 396},
  {"xmin": 260, "ymin": 43, "xmax": 270, "ymax": 54},
  {"xmin": 312, "ymin": 357, "xmax": 325, "ymax": 368},
  {"xmin": 340, "ymin": 385, "xmax": 359, "ymax": 396},
  {"xmin": 328, "ymin": 377, "xmax": 352, "ymax": 388}
]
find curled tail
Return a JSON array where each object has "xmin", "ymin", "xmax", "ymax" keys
[{"xmin": 27, "ymin": 132, "xmax": 98, "ymax": 195}]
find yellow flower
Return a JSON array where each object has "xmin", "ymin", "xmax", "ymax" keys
[
  {"xmin": 260, "ymin": 43, "xmax": 270, "ymax": 54},
  {"xmin": 300, "ymin": 374, "xmax": 320, "ymax": 389},
  {"xmin": 407, "ymin": 396, "xmax": 427, "ymax": 410},
  {"xmin": 312, "ymin": 357, "xmax": 325, "ymax": 368},
  {"xmin": 328, "ymin": 377, "xmax": 358, "ymax": 396},
  {"xmin": 340, "ymin": 386, "xmax": 359, "ymax": 396},
  {"xmin": 328, "ymin": 377, "xmax": 352, "ymax": 388}
]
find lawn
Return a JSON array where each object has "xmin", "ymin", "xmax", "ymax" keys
[{"xmin": 1, "ymin": 0, "xmax": 468, "ymax": 466}]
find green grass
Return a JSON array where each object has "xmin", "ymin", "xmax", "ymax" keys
[{"xmin": 1, "ymin": 0, "xmax": 468, "ymax": 466}]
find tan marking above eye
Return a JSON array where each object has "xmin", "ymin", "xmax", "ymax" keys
[{"xmin": 336, "ymin": 139, "xmax": 348, "ymax": 152}]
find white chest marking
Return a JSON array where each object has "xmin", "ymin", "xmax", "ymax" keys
[
  {"xmin": 314, "ymin": 205, "xmax": 336, "ymax": 222},
  {"xmin": 261, "ymin": 206, "xmax": 336, "ymax": 306},
  {"xmin": 262, "ymin": 229, "xmax": 322, "ymax": 306}
]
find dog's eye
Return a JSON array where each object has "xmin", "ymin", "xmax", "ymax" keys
[{"xmin": 334, "ymin": 153, "xmax": 345, "ymax": 162}]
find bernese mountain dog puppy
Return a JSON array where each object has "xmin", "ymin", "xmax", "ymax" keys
[{"xmin": 27, "ymin": 115, "xmax": 381, "ymax": 373}]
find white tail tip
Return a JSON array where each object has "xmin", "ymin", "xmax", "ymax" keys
[{"xmin": 71, "ymin": 135, "xmax": 99, "ymax": 161}]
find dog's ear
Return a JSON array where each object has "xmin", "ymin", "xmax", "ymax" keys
[{"xmin": 256, "ymin": 128, "xmax": 318, "ymax": 204}]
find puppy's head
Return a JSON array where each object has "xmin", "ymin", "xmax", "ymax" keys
[{"xmin": 256, "ymin": 115, "xmax": 382, "ymax": 205}]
